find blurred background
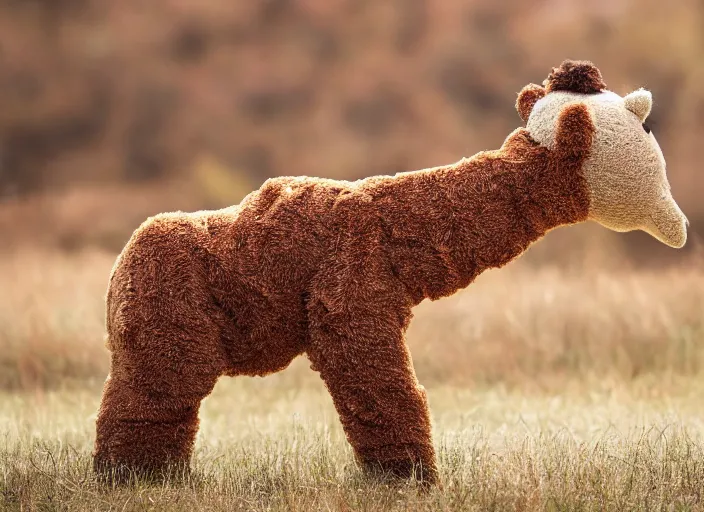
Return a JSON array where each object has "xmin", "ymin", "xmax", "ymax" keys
[
  {"xmin": 0, "ymin": 0, "xmax": 702, "ymax": 391},
  {"xmin": 1, "ymin": 0, "xmax": 702, "ymax": 261}
]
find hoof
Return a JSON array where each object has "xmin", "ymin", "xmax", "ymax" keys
[
  {"xmin": 92, "ymin": 455, "xmax": 191, "ymax": 486},
  {"xmin": 360, "ymin": 458, "xmax": 439, "ymax": 489}
]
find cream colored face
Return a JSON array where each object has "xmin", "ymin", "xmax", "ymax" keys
[{"xmin": 526, "ymin": 89, "xmax": 688, "ymax": 248}]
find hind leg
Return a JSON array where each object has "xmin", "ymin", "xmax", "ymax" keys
[
  {"xmin": 93, "ymin": 299, "xmax": 225, "ymax": 480},
  {"xmin": 94, "ymin": 220, "xmax": 230, "ymax": 481},
  {"xmin": 93, "ymin": 366, "xmax": 218, "ymax": 482}
]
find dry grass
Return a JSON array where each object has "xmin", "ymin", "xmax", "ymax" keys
[
  {"xmin": 1, "ymin": 246, "xmax": 702, "ymax": 391},
  {"xmin": 0, "ymin": 249, "xmax": 109, "ymax": 390},
  {"xmin": 3, "ymin": 379, "xmax": 704, "ymax": 510},
  {"xmin": 1, "ymin": 245, "xmax": 704, "ymax": 510}
]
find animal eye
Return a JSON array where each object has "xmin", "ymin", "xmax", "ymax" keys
[{"xmin": 642, "ymin": 122, "xmax": 651, "ymax": 134}]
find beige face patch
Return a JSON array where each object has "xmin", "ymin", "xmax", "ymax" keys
[{"xmin": 525, "ymin": 89, "xmax": 688, "ymax": 248}]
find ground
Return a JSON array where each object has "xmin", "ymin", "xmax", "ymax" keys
[{"xmin": 1, "ymin": 248, "xmax": 703, "ymax": 511}]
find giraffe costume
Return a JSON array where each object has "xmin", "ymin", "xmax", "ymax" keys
[{"xmin": 93, "ymin": 60, "xmax": 687, "ymax": 485}]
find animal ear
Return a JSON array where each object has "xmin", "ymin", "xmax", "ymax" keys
[
  {"xmin": 623, "ymin": 89, "xmax": 652, "ymax": 122},
  {"xmin": 516, "ymin": 83, "xmax": 546, "ymax": 123}
]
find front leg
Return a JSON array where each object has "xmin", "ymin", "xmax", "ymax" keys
[{"xmin": 307, "ymin": 301, "xmax": 437, "ymax": 484}]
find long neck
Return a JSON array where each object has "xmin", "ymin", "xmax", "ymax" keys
[{"xmin": 362, "ymin": 128, "xmax": 590, "ymax": 304}]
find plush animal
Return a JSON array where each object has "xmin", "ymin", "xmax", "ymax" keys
[{"xmin": 93, "ymin": 60, "xmax": 688, "ymax": 485}]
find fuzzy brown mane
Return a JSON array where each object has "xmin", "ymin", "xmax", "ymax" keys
[{"xmin": 544, "ymin": 60, "xmax": 606, "ymax": 94}]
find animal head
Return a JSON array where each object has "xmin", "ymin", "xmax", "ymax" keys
[{"xmin": 517, "ymin": 60, "xmax": 688, "ymax": 248}]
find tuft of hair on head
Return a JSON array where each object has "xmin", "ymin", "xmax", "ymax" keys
[
  {"xmin": 543, "ymin": 60, "xmax": 607, "ymax": 95},
  {"xmin": 516, "ymin": 83, "xmax": 547, "ymax": 122}
]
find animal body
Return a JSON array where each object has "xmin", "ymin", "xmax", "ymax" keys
[{"xmin": 93, "ymin": 60, "xmax": 687, "ymax": 485}]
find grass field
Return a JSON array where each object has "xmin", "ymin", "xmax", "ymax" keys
[{"xmin": 2, "ymin": 248, "xmax": 704, "ymax": 510}]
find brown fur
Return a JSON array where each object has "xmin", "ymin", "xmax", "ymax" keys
[
  {"xmin": 93, "ymin": 99, "xmax": 595, "ymax": 484},
  {"xmin": 544, "ymin": 60, "xmax": 606, "ymax": 95},
  {"xmin": 516, "ymin": 83, "xmax": 547, "ymax": 122}
]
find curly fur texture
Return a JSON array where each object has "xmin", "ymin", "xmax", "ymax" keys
[
  {"xmin": 93, "ymin": 105, "xmax": 594, "ymax": 485},
  {"xmin": 544, "ymin": 60, "xmax": 606, "ymax": 94},
  {"xmin": 94, "ymin": 60, "xmax": 684, "ymax": 486}
]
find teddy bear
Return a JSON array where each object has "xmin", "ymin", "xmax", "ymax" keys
[{"xmin": 93, "ymin": 60, "xmax": 687, "ymax": 485}]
